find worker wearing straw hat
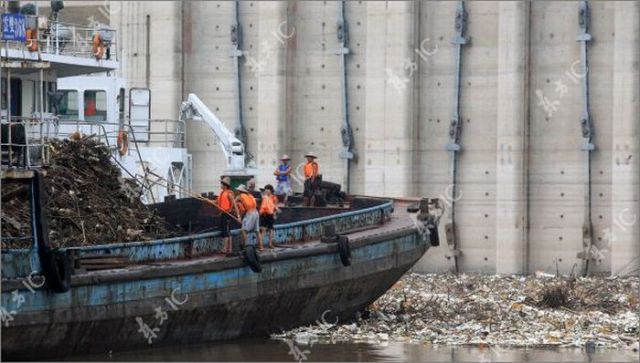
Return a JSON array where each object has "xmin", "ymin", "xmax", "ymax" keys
[
  {"xmin": 303, "ymin": 151, "xmax": 320, "ymax": 206},
  {"xmin": 235, "ymin": 184, "xmax": 262, "ymax": 249},
  {"xmin": 218, "ymin": 176, "xmax": 240, "ymax": 254},
  {"xmin": 274, "ymin": 154, "xmax": 292, "ymax": 203}
]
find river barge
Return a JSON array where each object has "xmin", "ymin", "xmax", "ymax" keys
[{"xmin": 1, "ymin": 173, "xmax": 441, "ymax": 359}]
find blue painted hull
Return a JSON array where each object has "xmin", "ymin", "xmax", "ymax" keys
[{"xmin": 1, "ymin": 198, "xmax": 427, "ymax": 360}]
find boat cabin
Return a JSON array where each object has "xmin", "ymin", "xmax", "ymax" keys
[{"xmin": 1, "ymin": 1, "xmax": 118, "ymax": 169}]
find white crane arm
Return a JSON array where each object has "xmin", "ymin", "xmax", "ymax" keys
[{"xmin": 179, "ymin": 93, "xmax": 246, "ymax": 172}]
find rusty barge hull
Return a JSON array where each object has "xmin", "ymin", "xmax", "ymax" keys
[{"xmin": 1, "ymin": 198, "xmax": 428, "ymax": 360}]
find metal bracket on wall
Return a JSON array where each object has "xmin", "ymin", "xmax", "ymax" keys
[
  {"xmin": 444, "ymin": 1, "xmax": 468, "ymax": 274},
  {"xmin": 230, "ymin": 1, "xmax": 247, "ymax": 153},
  {"xmin": 336, "ymin": 0, "xmax": 355, "ymax": 193},
  {"xmin": 575, "ymin": 0, "xmax": 595, "ymax": 277}
]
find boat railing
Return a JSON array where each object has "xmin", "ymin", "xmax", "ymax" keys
[
  {"xmin": 1, "ymin": 115, "xmax": 57, "ymax": 168},
  {"xmin": 56, "ymin": 119, "xmax": 186, "ymax": 149},
  {"xmin": 127, "ymin": 119, "xmax": 186, "ymax": 148},
  {"xmin": 0, "ymin": 15, "xmax": 117, "ymax": 61}
]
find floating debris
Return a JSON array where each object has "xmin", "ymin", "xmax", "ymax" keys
[
  {"xmin": 272, "ymin": 273, "xmax": 639, "ymax": 349},
  {"xmin": 1, "ymin": 137, "xmax": 174, "ymax": 248}
]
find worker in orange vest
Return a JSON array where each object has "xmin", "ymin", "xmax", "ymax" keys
[
  {"xmin": 303, "ymin": 152, "xmax": 319, "ymax": 206},
  {"xmin": 217, "ymin": 177, "xmax": 239, "ymax": 254},
  {"xmin": 236, "ymin": 184, "xmax": 262, "ymax": 250},
  {"xmin": 259, "ymin": 184, "xmax": 279, "ymax": 250}
]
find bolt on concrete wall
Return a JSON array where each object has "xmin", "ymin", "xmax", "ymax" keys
[{"xmin": 112, "ymin": 1, "xmax": 638, "ymax": 275}]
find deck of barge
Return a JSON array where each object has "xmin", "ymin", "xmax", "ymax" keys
[{"xmin": 63, "ymin": 200, "xmax": 417, "ymax": 284}]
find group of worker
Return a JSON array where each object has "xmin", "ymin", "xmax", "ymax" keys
[{"xmin": 217, "ymin": 152, "xmax": 320, "ymax": 254}]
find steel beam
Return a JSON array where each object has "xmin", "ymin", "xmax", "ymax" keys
[
  {"xmin": 575, "ymin": 0, "xmax": 595, "ymax": 277},
  {"xmin": 230, "ymin": 1, "xmax": 247, "ymax": 152},
  {"xmin": 336, "ymin": 0, "xmax": 354, "ymax": 193},
  {"xmin": 444, "ymin": 1, "xmax": 468, "ymax": 274}
]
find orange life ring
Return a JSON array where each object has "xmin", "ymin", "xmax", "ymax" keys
[
  {"xmin": 116, "ymin": 130, "xmax": 129, "ymax": 156},
  {"xmin": 26, "ymin": 28, "xmax": 38, "ymax": 52},
  {"xmin": 92, "ymin": 33, "xmax": 105, "ymax": 59}
]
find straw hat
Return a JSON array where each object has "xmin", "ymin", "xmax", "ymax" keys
[
  {"xmin": 220, "ymin": 176, "xmax": 232, "ymax": 187},
  {"xmin": 281, "ymin": 154, "xmax": 291, "ymax": 160},
  {"xmin": 304, "ymin": 151, "xmax": 317, "ymax": 158},
  {"xmin": 236, "ymin": 184, "xmax": 250, "ymax": 193}
]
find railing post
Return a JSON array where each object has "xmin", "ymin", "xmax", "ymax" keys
[
  {"xmin": 55, "ymin": 21, "xmax": 59, "ymax": 55},
  {"xmin": 40, "ymin": 121, "xmax": 44, "ymax": 164},
  {"xmin": 46, "ymin": 118, "xmax": 51, "ymax": 164},
  {"xmin": 25, "ymin": 120, "xmax": 31, "ymax": 168},
  {"xmin": 7, "ymin": 68, "xmax": 13, "ymax": 167},
  {"xmin": 39, "ymin": 68, "xmax": 44, "ymax": 166}
]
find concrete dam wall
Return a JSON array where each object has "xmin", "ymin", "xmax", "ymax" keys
[{"xmin": 110, "ymin": 1, "xmax": 639, "ymax": 275}]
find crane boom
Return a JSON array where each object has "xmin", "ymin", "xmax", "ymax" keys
[{"xmin": 179, "ymin": 93, "xmax": 247, "ymax": 173}]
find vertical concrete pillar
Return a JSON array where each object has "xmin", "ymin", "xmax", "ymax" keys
[
  {"xmin": 254, "ymin": 2, "xmax": 289, "ymax": 184},
  {"xmin": 495, "ymin": 1, "xmax": 527, "ymax": 274},
  {"xmin": 184, "ymin": 1, "xmax": 236, "ymax": 192},
  {"xmin": 610, "ymin": 1, "xmax": 640, "ymax": 276},
  {"xmin": 412, "ymin": 2, "xmax": 458, "ymax": 273},
  {"xmin": 112, "ymin": 2, "xmax": 145, "ymax": 87},
  {"xmin": 362, "ymin": 1, "xmax": 415, "ymax": 197},
  {"xmin": 288, "ymin": 2, "xmax": 345, "ymax": 191}
]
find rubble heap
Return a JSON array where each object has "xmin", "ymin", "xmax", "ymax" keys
[
  {"xmin": 273, "ymin": 273, "xmax": 639, "ymax": 349},
  {"xmin": 1, "ymin": 137, "xmax": 174, "ymax": 248}
]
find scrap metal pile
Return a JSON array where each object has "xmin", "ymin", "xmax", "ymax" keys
[
  {"xmin": 1, "ymin": 138, "xmax": 173, "ymax": 248},
  {"xmin": 273, "ymin": 273, "xmax": 639, "ymax": 349}
]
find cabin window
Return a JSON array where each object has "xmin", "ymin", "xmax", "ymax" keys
[
  {"xmin": 47, "ymin": 82, "xmax": 58, "ymax": 113},
  {"xmin": 44, "ymin": 82, "xmax": 55, "ymax": 113},
  {"xmin": 57, "ymin": 90, "xmax": 79, "ymax": 120},
  {"xmin": 84, "ymin": 90, "xmax": 107, "ymax": 122},
  {"xmin": 31, "ymin": 81, "xmax": 55, "ymax": 115}
]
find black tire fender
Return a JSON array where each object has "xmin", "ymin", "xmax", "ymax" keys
[
  {"xmin": 244, "ymin": 245, "xmax": 262, "ymax": 273},
  {"xmin": 41, "ymin": 249, "xmax": 71, "ymax": 293},
  {"xmin": 428, "ymin": 225, "xmax": 440, "ymax": 247},
  {"xmin": 338, "ymin": 235, "xmax": 351, "ymax": 267}
]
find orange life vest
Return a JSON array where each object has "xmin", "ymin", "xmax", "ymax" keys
[
  {"xmin": 259, "ymin": 194, "xmax": 277, "ymax": 215},
  {"xmin": 238, "ymin": 193, "xmax": 257, "ymax": 212},
  {"xmin": 304, "ymin": 161, "xmax": 318, "ymax": 178},
  {"xmin": 92, "ymin": 33, "xmax": 105, "ymax": 59},
  {"xmin": 218, "ymin": 189, "xmax": 233, "ymax": 212},
  {"xmin": 26, "ymin": 28, "xmax": 38, "ymax": 52}
]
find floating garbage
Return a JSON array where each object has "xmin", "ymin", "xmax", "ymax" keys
[{"xmin": 272, "ymin": 273, "xmax": 639, "ymax": 349}]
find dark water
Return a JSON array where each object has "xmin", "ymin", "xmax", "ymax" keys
[{"xmin": 68, "ymin": 338, "xmax": 639, "ymax": 362}]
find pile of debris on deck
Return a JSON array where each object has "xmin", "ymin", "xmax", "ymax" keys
[
  {"xmin": 272, "ymin": 273, "xmax": 639, "ymax": 350},
  {"xmin": 1, "ymin": 137, "xmax": 174, "ymax": 249}
]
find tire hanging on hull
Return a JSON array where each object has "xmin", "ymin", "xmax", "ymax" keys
[
  {"xmin": 338, "ymin": 235, "xmax": 351, "ymax": 266},
  {"xmin": 244, "ymin": 245, "xmax": 262, "ymax": 273}
]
